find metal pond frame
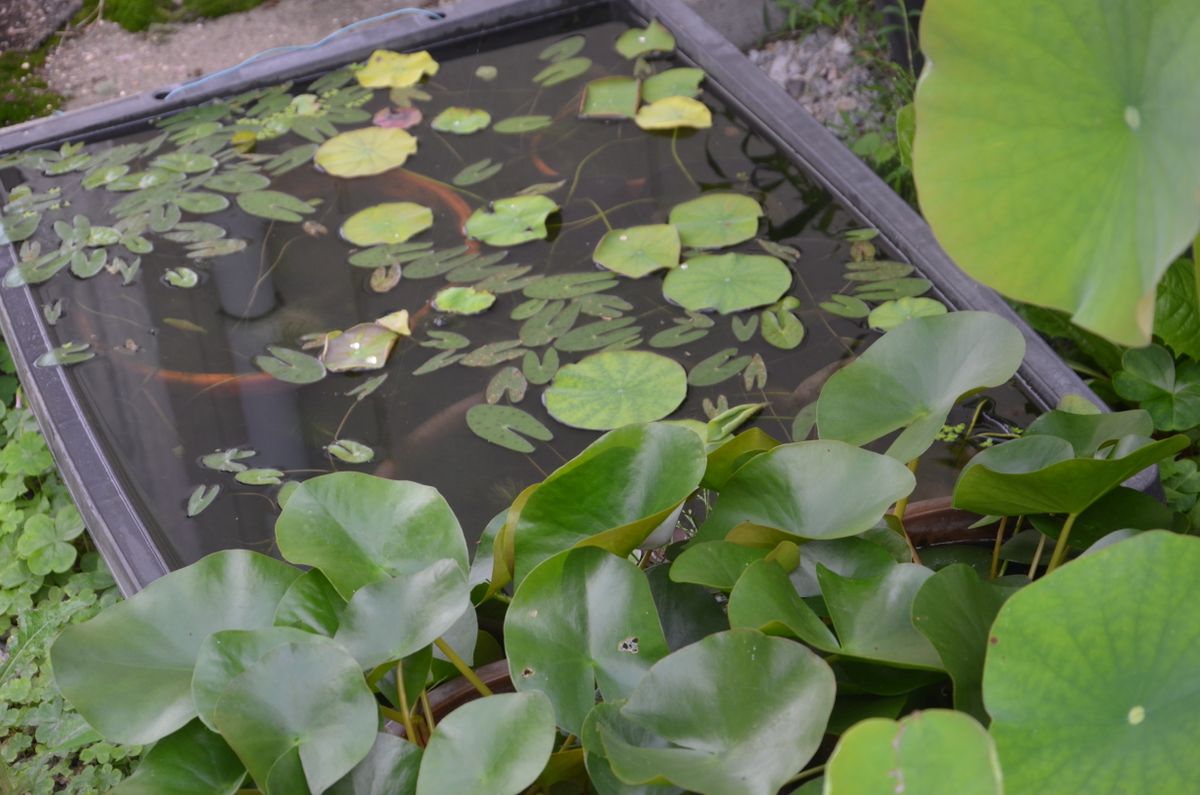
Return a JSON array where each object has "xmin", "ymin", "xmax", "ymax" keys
[{"xmin": 0, "ymin": 0, "xmax": 1108, "ymax": 595}]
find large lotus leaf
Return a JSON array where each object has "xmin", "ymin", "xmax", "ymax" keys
[
  {"xmin": 818, "ymin": 563, "xmax": 942, "ymax": 669},
  {"xmin": 911, "ymin": 564, "xmax": 1018, "ymax": 721},
  {"xmin": 985, "ymin": 531, "xmax": 1200, "ymax": 794},
  {"xmin": 334, "ymin": 559, "xmax": 470, "ymax": 669},
  {"xmin": 51, "ymin": 550, "xmax": 301, "ymax": 744},
  {"xmin": 824, "ymin": 710, "xmax": 1002, "ymax": 795},
  {"xmin": 952, "ymin": 433, "xmax": 1189, "ymax": 516},
  {"xmin": 329, "ymin": 734, "xmax": 422, "ymax": 795},
  {"xmin": 275, "ymin": 472, "xmax": 467, "ymax": 600},
  {"xmin": 581, "ymin": 702, "xmax": 683, "ymax": 795},
  {"xmin": 273, "ymin": 568, "xmax": 346, "ymax": 636},
  {"xmin": 600, "ymin": 629, "xmax": 835, "ymax": 795},
  {"xmin": 544, "ymin": 351, "xmax": 688, "ymax": 431},
  {"xmin": 465, "ymin": 195, "xmax": 558, "ymax": 246},
  {"xmin": 506, "ymin": 547, "xmax": 670, "ymax": 734},
  {"xmin": 594, "ymin": 224, "xmax": 681, "ymax": 278},
  {"xmin": 817, "ymin": 312, "xmax": 1025, "ymax": 462},
  {"xmin": 357, "ymin": 49, "xmax": 439, "ymax": 88},
  {"xmin": 315, "ymin": 128, "xmax": 418, "ymax": 178},
  {"xmin": 1112, "ymin": 344, "xmax": 1200, "ymax": 430},
  {"xmin": 635, "ymin": 97, "xmax": 712, "ymax": 131},
  {"xmin": 728, "ymin": 559, "xmax": 839, "ymax": 651},
  {"xmin": 430, "ymin": 107, "xmax": 491, "ymax": 135},
  {"xmin": 340, "ymin": 202, "xmax": 432, "ymax": 246},
  {"xmin": 112, "ymin": 720, "xmax": 245, "ymax": 795},
  {"xmin": 696, "ymin": 441, "xmax": 915, "ymax": 543},
  {"xmin": 662, "ymin": 253, "xmax": 791, "ymax": 315},
  {"xmin": 667, "ymin": 193, "xmax": 762, "ymax": 249},
  {"xmin": 1023, "ymin": 408, "xmax": 1154, "ymax": 456},
  {"xmin": 415, "ymin": 692, "xmax": 556, "ymax": 795},
  {"xmin": 512, "ymin": 423, "xmax": 705, "ymax": 584},
  {"xmin": 213, "ymin": 640, "xmax": 378, "ymax": 795},
  {"xmin": 912, "ymin": 0, "xmax": 1200, "ymax": 346}
]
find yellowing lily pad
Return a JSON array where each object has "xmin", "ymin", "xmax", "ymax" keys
[
  {"xmin": 635, "ymin": 96, "xmax": 712, "ymax": 130},
  {"xmin": 314, "ymin": 128, "xmax": 418, "ymax": 178},
  {"xmin": 430, "ymin": 107, "xmax": 492, "ymax": 135},
  {"xmin": 434, "ymin": 286, "xmax": 496, "ymax": 315},
  {"xmin": 615, "ymin": 19, "xmax": 676, "ymax": 59},
  {"xmin": 669, "ymin": 193, "xmax": 762, "ymax": 249},
  {"xmin": 544, "ymin": 350, "xmax": 687, "ymax": 431},
  {"xmin": 867, "ymin": 296, "xmax": 949, "ymax": 331},
  {"xmin": 642, "ymin": 67, "xmax": 705, "ymax": 103},
  {"xmin": 321, "ymin": 324, "xmax": 399, "ymax": 372},
  {"xmin": 580, "ymin": 77, "xmax": 641, "ymax": 119},
  {"xmin": 593, "ymin": 224, "xmax": 680, "ymax": 278},
  {"xmin": 663, "ymin": 253, "xmax": 792, "ymax": 315},
  {"xmin": 465, "ymin": 195, "xmax": 558, "ymax": 246},
  {"xmin": 339, "ymin": 202, "xmax": 432, "ymax": 246},
  {"xmin": 356, "ymin": 50, "xmax": 439, "ymax": 88}
]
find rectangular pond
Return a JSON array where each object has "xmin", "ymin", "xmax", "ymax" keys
[{"xmin": 0, "ymin": 0, "xmax": 1098, "ymax": 593}]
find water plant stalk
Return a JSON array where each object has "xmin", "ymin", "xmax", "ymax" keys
[
  {"xmin": 989, "ymin": 516, "xmax": 1008, "ymax": 580},
  {"xmin": 1045, "ymin": 512, "xmax": 1079, "ymax": 574},
  {"xmin": 433, "ymin": 637, "xmax": 494, "ymax": 697},
  {"xmin": 395, "ymin": 659, "xmax": 419, "ymax": 742}
]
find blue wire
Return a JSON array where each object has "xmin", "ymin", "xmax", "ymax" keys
[{"xmin": 162, "ymin": 6, "xmax": 444, "ymax": 101}]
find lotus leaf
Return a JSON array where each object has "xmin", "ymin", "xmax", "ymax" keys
[
  {"xmin": 615, "ymin": 20, "xmax": 676, "ymax": 59},
  {"xmin": 580, "ymin": 702, "xmax": 684, "ymax": 795},
  {"xmin": 273, "ymin": 568, "xmax": 346, "ymax": 637},
  {"xmin": 544, "ymin": 350, "xmax": 687, "ymax": 431},
  {"xmin": 356, "ymin": 49, "xmax": 439, "ymax": 88},
  {"xmin": 642, "ymin": 67, "xmax": 704, "ymax": 103},
  {"xmin": 111, "ymin": 720, "xmax": 245, "ymax": 795},
  {"xmin": 593, "ymin": 224, "xmax": 680, "ymax": 278},
  {"xmin": 465, "ymin": 195, "xmax": 558, "ymax": 246},
  {"xmin": 819, "ymin": 562, "xmax": 942, "ymax": 669},
  {"xmin": 668, "ymin": 193, "xmax": 762, "ymax": 249},
  {"xmin": 430, "ymin": 106, "xmax": 492, "ymax": 135},
  {"xmin": 329, "ymin": 734, "xmax": 422, "ymax": 795},
  {"xmin": 671, "ymin": 541, "xmax": 770, "ymax": 591},
  {"xmin": 322, "ymin": 324, "xmax": 399, "ymax": 372},
  {"xmin": 663, "ymin": 253, "xmax": 791, "ymax": 315},
  {"xmin": 580, "ymin": 77, "xmax": 641, "ymax": 119},
  {"xmin": 434, "ymin": 286, "xmax": 496, "ymax": 315},
  {"xmin": 315, "ymin": 128, "xmax": 418, "ymax": 178},
  {"xmin": 635, "ymin": 96, "xmax": 712, "ymax": 131},
  {"xmin": 867, "ymin": 296, "xmax": 947, "ymax": 331},
  {"xmin": 340, "ymin": 202, "xmax": 432, "ymax": 246}
]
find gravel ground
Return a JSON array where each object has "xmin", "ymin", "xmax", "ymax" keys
[{"xmin": 44, "ymin": 0, "xmax": 442, "ymax": 110}]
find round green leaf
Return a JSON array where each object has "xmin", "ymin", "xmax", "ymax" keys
[
  {"xmin": 641, "ymin": 67, "xmax": 704, "ymax": 104},
  {"xmin": 667, "ymin": 193, "xmax": 762, "ymax": 249},
  {"xmin": 275, "ymin": 472, "xmax": 468, "ymax": 600},
  {"xmin": 599, "ymin": 629, "xmax": 835, "ymax": 795},
  {"xmin": 817, "ymin": 312, "xmax": 1026, "ymax": 463},
  {"xmin": 697, "ymin": 441, "xmax": 915, "ymax": 542},
  {"xmin": 315, "ymin": 127, "xmax": 419, "ymax": 178},
  {"xmin": 340, "ymin": 202, "xmax": 433, "ymax": 246},
  {"xmin": 329, "ymin": 734, "xmax": 422, "ymax": 795},
  {"xmin": 912, "ymin": 0, "xmax": 1200, "ymax": 346},
  {"xmin": 465, "ymin": 195, "xmax": 558, "ymax": 246},
  {"xmin": 594, "ymin": 224, "xmax": 681, "ymax": 278},
  {"xmin": 818, "ymin": 562, "xmax": 942, "ymax": 669},
  {"xmin": 327, "ymin": 438, "xmax": 375, "ymax": 464},
  {"xmin": 544, "ymin": 350, "xmax": 687, "ymax": 431},
  {"xmin": 112, "ymin": 719, "xmax": 245, "ymax": 795},
  {"xmin": 985, "ymin": 531, "xmax": 1200, "ymax": 794},
  {"xmin": 430, "ymin": 106, "xmax": 492, "ymax": 134},
  {"xmin": 213, "ymin": 639, "xmax": 378, "ymax": 794},
  {"xmin": 728, "ymin": 558, "xmax": 839, "ymax": 650},
  {"xmin": 824, "ymin": 710, "xmax": 1002, "ymax": 795},
  {"xmin": 254, "ymin": 345, "xmax": 327, "ymax": 384},
  {"xmin": 506, "ymin": 547, "xmax": 670, "ymax": 734},
  {"xmin": 635, "ymin": 96, "xmax": 712, "ymax": 131},
  {"xmin": 615, "ymin": 19, "xmax": 676, "ymax": 59},
  {"xmin": 866, "ymin": 296, "xmax": 947, "ymax": 331},
  {"xmin": 416, "ymin": 692, "xmax": 556, "ymax": 795},
  {"xmin": 50, "ymin": 550, "xmax": 301, "ymax": 744},
  {"xmin": 663, "ymin": 252, "xmax": 790, "ymax": 315},
  {"xmin": 433, "ymin": 285, "xmax": 496, "ymax": 314}
]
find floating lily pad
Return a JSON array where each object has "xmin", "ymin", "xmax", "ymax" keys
[
  {"xmin": 434, "ymin": 286, "xmax": 496, "ymax": 315},
  {"xmin": 327, "ymin": 439, "xmax": 374, "ymax": 464},
  {"xmin": 322, "ymin": 324, "xmax": 399, "ymax": 372},
  {"xmin": 356, "ymin": 49, "xmax": 439, "ymax": 88},
  {"xmin": 615, "ymin": 19, "xmax": 676, "ymax": 59},
  {"xmin": 466, "ymin": 404, "xmax": 554, "ymax": 453},
  {"xmin": 465, "ymin": 195, "xmax": 558, "ymax": 246},
  {"xmin": 761, "ymin": 297, "xmax": 805, "ymax": 349},
  {"xmin": 474, "ymin": 65, "xmax": 498, "ymax": 80},
  {"xmin": 668, "ymin": 193, "xmax": 762, "ymax": 249},
  {"xmin": 201, "ymin": 447, "xmax": 255, "ymax": 473},
  {"xmin": 235, "ymin": 468, "xmax": 284, "ymax": 486},
  {"xmin": 642, "ymin": 67, "xmax": 705, "ymax": 103},
  {"xmin": 340, "ymin": 202, "xmax": 433, "ymax": 246},
  {"xmin": 186, "ymin": 485, "xmax": 220, "ymax": 518},
  {"xmin": 540, "ymin": 35, "xmax": 586, "ymax": 62},
  {"xmin": 35, "ymin": 341, "xmax": 93, "ymax": 367},
  {"xmin": 580, "ymin": 76, "xmax": 641, "ymax": 119},
  {"xmin": 164, "ymin": 267, "xmax": 199, "ymax": 288},
  {"xmin": 544, "ymin": 350, "xmax": 687, "ymax": 431},
  {"xmin": 430, "ymin": 106, "xmax": 492, "ymax": 135},
  {"xmin": 663, "ymin": 253, "xmax": 791, "ymax": 315},
  {"xmin": 373, "ymin": 106, "xmax": 422, "ymax": 129},
  {"xmin": 236, "ymin": 190, "xmax": 315, "ymax": 222},
  {"xmin": 533, "ymin": 57, "xmax": 592, "ymax": 87},
  {"xmin": 254, "ymin": 346, "xmax": 327, "ymax": 385},
  {"xmin": 453, "ymin": 158, "xmax": 503, "ymax": 186},
  {"xmin": 493, "ymin": 115, "xmax": 553, "ymax": 134},
  {"xmin": 867, "ymin": 296, "xmax": 948, "ymax": 331},
  {"xmin": 593, "ymin": 224, "xmax": 680, "ymax": 277},
  {"xmin": 635, "ymin": 96, "xmax": 712, "ymax": 130},
  {"xmin": 315, "ymin": 127, "xmax": 418, "ymax": 178}
]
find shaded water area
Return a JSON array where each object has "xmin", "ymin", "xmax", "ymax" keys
[{"xmin": 0, "ymin": 7, "xmax": 1034, "ymax": 568}]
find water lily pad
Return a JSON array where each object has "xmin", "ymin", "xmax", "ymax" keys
[
  {"xmin": 321, "ymin": 324, "xmax": 399, "ymax": 372},
  {"xmin": 340, "ymin": 202, "xmax": 432, "ymax": 246},
  {"xmin": 327, "ymin": 439, "xmax": 374, "ymax": 464},
  {"xmin": 466, "ymin": 404, "xmax": 554, "ymax": 454},
  {"xmin": 453, "ymin": 158, "xmax": 503, "ymax": 186},
  {"xmin": 642, "ymin": 67, "xmax": 705, "ymax": 103},
  {"xmin": 186, "ymin": 485, "xmax": 219, "ymax": 518},
  {"xmin": 761, "ymin": 298, "xmax": 805, "ymax": 348},
  {"xmin": 493, "ymin": 115, "xmax": 553, "ymax": 134},
  {"xmin": 235, "ymin": 190, "xmax": 315, "ymax": 222},
  {"xmin": 635, "ymin": 96, "xmax": 712, "ymax": 130},
  {"xmin": 593, "ymin": 224, "xmax": 680, "ymax": 277},
  {"xmin": 201, "ymin": 447, "xmax": 255, "ymax": 473},
  {"xmin": 580, "ymin": 76, "xmax": 641, "ymax": 119},
  {"xmin": 373, "ymin": 106, "xmax": 422, "ymax": 128},
  {"xmin": 235, "ymin": 468, "xmax": 284, "ymax": 486},
  {"xmin": 544, "ymin": 350, "xmax": 687, "ymax": 431},
  {"xmin": 430, "ymin": 106, "xmax": 492, "ymax": 134},
  {"xmin": 668, "ymin": 193, "xmax": 762, "ymax": 249},
  {"xmin": 434, "ymin": 286, "xmax": 496, "ymax": 315},
  {"xmin": 35, "ymin": 341, "xmax": 94, "ymax": 367},
  {"xmin": 533, "ymin": 57, "xmax": 592, "ymax": 87},
  {"xmin": 867, "ymin": 296, "xmax": 948, "ymax": 331},
  {"xmin": 474, "ymin": 65, "xmax": 498, "ymax": 80},
  {"xmin": 663, "ymin": 253, "xmax": 791, "ymax": 315},
  {"xmin": 356, "ymin": 49, "xmax": 439, "ymax": 88},
  {"xmin": 540, "ymin": 35, "xmax": 586, "ymax": 62},
  {"xmin": 615, "ymin": 19, "xmax": 676, "ymax": 59},
  {"xmin": 164, "ymin": 267, "xmax": 199, "ymax": 288},
  {"xmin": 254, "ymin": 346, "xmax": 326, "ymax": 384},
  {"xmin": 465, "ymin": 195, "xmax": 558, "ymax": 246},
  {"xmin": 315, "ymin": 127, "xmax": 418, "ymax": 178}
]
